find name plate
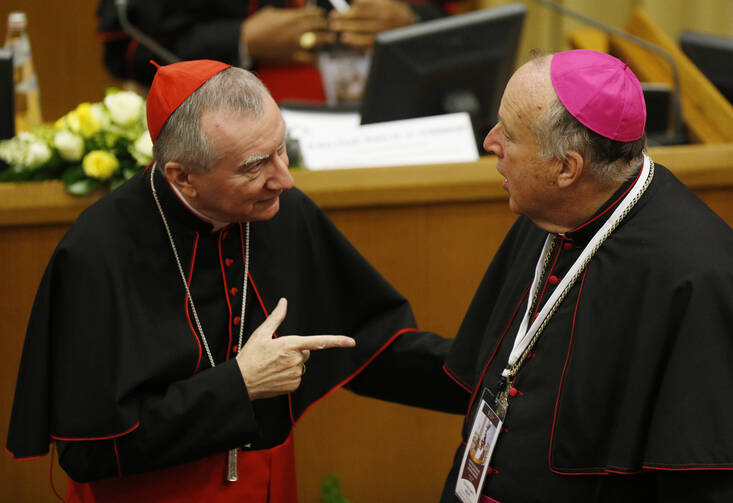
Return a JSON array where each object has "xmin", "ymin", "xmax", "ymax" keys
[{"xmin": 298, "ymin": 112, "xmax": 479, "ymax": 170}]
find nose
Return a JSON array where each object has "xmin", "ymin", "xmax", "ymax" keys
[
  {"xmin": 266, "ymin": 151, "xmax": 294, "ymax": 191},
  {"xmin": 483, "ymin": 123, "xmax": 503, "ymax": 157}
]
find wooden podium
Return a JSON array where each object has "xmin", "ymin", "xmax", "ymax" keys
[{"xmin": 1, "ymin": 144, "xmax": 732, "ymax": 502}]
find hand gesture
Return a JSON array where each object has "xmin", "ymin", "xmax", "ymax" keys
[
  {"xmin": 242, "ymin": 6, "xmax": 337, "ymax": 64},
  {"xmin": 329, "ymin": 0, "xmax": 416, "ymax": 49},
  {"xmin": 236, "ymin": 298, "xmax": 355, "ymax": 400}
]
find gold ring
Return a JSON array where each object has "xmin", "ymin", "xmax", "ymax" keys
[{"xmin": 299, "ymin": 31, "xmax": 317, "ymax": 50}]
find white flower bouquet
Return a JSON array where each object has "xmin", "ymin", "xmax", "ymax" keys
[{"xmin": 0, "ymin": 89, "xmax": 152, "ymax": 195}]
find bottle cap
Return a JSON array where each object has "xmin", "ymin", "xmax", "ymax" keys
[{"xmin": 8, "ymin": 12, "xmax": 27, "ymax": 29}]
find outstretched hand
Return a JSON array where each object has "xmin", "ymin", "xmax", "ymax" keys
[{"xmin": 236, "ymin": 298, "xmax": 355, "ymax": 400}]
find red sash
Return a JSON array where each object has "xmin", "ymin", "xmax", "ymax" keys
[{"xmin": 65, "ymin": 434, "xmax": 297, "ymax": 503}]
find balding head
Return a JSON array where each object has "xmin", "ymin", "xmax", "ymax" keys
[{"xmin": 520, "ymin": 54, "xmax": 646, "ymax": 186}]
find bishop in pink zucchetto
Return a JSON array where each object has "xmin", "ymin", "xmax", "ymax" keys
[
  {"xmin": 550, "ymin": 49, "xmax": 647, "ymax": 142},
  {"xmin": 455, "ymin": 46, "xmax": 733, "ymax": 501}
]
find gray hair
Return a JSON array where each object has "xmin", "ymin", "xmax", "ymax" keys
[
  {"xmin": 529, "ymin": 54, "xmax": 647, "ymax": 186},
  {"xmin": 153, "ymin": 67, "xmax": 270, "ymax": 172}
]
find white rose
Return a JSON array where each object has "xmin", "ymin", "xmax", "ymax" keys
[
  {"xmin": 104, "ymin": 91, "xmax": 145, "ymax": 126},
  {"xmin": 54, "ymin": 130, "xmax": 85, "ymax": 162},
  {"xmin": 91, "ymin": 102, "xmax": 112, "ymax": 131},
  {"xmin": 25, "ymin": 140, "xmax": 52, "ymax": 168},
  {"xmin": 129, "ymin": 130, "xmax": 153, "ymax": 166}
]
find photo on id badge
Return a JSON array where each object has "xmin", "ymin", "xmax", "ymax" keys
[{"xmin": 455, "ymin": 390, "xmax": 503, "ymax": 503}]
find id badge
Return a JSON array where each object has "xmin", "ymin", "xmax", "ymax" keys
[{"xmin": 455, "ymin": 388, "xmax": 505, "ymax": 503}]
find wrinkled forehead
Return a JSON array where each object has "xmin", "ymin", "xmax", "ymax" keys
[{"xmin": 499, "ymin": 61, "xmax": 556, "ymax": 127}]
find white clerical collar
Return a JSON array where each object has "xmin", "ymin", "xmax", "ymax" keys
[{"xmin": 158, "ymin": 164, "xmax": 230, "ymax": 232}]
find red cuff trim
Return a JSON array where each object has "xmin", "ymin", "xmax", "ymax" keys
[
  {"xmin": 5, "ymin": 446, "xmax": 45, "ymax": 461},
  {"xmin": 49, "ymin": 421, "xmax": 140, "ymax": 442},
  {"xmin": 290, "ymin": 327, "xmax": 419, "ymax": 427},
  {"xmin": 442, "ymin": 364, "xmax": 472, "ymax": 393}
]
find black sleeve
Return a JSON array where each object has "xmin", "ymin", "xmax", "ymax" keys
[
  {"xmin": 346, "ymin": 331, "xmax": 470, "ymax": 414},
  {"xmin": 96, "ymin": 0, "xmax": 244, "ymax": 84},
  {"xmin": 409, "ymin": 3, "xmax": 446, "ymax": 22},
  {"xmin": 57, "ymin": 360, "xmax": 259, "ymax": 482}
]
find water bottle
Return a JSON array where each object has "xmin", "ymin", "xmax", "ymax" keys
[{"xmin": 4, "ymin": 12, "xmax": 42, "ymax": 131}]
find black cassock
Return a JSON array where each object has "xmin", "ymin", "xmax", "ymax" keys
[
  {"xmin": 441, "ymin": 162, "xmax": 733, "ymax": 502},
  {"xmin": 7, "ymin": 167, "xmax": 467, "ymax": 494}
]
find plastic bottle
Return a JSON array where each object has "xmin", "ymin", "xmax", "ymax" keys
[{"xmin": 4, "ymin": 12, "xmax": 42, "ymax": 132}]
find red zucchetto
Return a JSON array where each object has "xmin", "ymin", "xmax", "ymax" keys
[{"xmin": 146, "ymin": 59, "xmax": 232, "ymax": 142}]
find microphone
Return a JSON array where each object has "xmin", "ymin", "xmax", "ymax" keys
[
  {"xmin": 532, "ymin": 0, "xmax": 685, "ymax": 145},
  {"xmin": 114, "ymin": 0, "xmax": 182, "ymax": 65}
]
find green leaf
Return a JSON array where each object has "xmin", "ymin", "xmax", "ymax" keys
[
  {"xmin": 0, "ymin": 169, "xmax": 32, "ymax": 182},
  {"xmin": 105, "ymin": 87, "xmax": 120, "ymax": 96},
  {"xmin": 320, "ymin": 474, "xmax": 349, "ymax": 503},
  {"xmin": 61, "ymin": 165, "xmax": 86, "ymax": 185}
]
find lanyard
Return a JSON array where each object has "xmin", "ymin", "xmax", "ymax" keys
[{"xmin": 501, "ymin": 155, "xmax": 654, "ymax": 384}]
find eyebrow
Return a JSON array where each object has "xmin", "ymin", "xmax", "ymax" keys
[
  {"xmin": 242, "ymin": 152, "xmax": 270, "ymax": 167},
  {"xmin": 240, "ymin": 124, "xmax": 287, "ymax": 168},
  {"xmin": 241, "ymin": 140, "xmax": 286, "ymax": 168}
]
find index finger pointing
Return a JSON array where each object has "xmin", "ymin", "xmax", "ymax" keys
[{"xmin": 285, "ymin": 335, "xmax": 356, "ymax": 351}]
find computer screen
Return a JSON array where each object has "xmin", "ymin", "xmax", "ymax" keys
[
  {"xmin": 359, "ymin": 3, "xmax": 526, "ymax": 147},
  {"xmin": 0, "ymin": 49, "xmax": 14, "ymax": 141},
  {"xmin": 680, "ymin": 31, "xmax": 733, "ymax": 105}
]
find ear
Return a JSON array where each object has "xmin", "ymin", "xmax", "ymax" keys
[
  {"xmin": 556, "ymin": 150, "xmax": 584, "ymax": 189},
  {"xmin": 163, "ymin": 162, "xmax": 198, "ymax": 198}
]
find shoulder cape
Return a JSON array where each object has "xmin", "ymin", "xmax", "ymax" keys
[{"xmin": 446, "ymin": 164, "xmax": 733, "ymax": 472}]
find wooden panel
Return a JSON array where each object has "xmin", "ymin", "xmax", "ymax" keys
[
  {"xmin": 567, "ymin": 27, "xmax": 610, "ymax": 53},
  {"xmin": 0, "ymin": 225, "xmax": 71, "ymax": 501},
  {"xmin": 611, "ymin": 9, "xmax": 733, "ymax": 144},
  {"xmin": 1, "ymin": 146, "xmax": 732, "ymax": 502}
]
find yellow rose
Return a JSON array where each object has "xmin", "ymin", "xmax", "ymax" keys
[
  {"xmin": 65, "ymin": 103, "xmax": 101, "ymax": 138},
  {"xmin": 82, "ymin": 150, "xmax": 119, "ymax": 180}
]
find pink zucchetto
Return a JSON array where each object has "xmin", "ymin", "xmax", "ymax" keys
[
  {"xmin": 550, "ymin": 49, "xmax": 646, "ymax": 142},
  {"xmin": 146, "ymin": 59, "xmax": 232, "ymax": 143}
]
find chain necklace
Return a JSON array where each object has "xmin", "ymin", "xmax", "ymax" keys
[
  {"xmin": 496, "ymin": 157, "xmax": 655, "ymax": 410},
  {"xmin": 150, "ymin": 167, "xmax": 250, "ymax": 482}
]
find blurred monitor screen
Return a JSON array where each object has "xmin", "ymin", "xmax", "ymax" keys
[
  {"xmin": 680, "ymin": 30, "xmax": 733, "ymax": 105},
  {"xmin": 360, "ymin": 3, "xmax": 526, "ymax": 148},
  {"xmin": 0, "ymin": 49, "xmax": 13, "ymax": 142}
]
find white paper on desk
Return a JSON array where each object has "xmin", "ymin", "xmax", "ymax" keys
[
  {"xmin": 298, "ymin": 112, "xmax": 479, "ymax": 170},
  {"xmin": 280, "ymin": 108, "xmax": 361, "ymax": 140}
]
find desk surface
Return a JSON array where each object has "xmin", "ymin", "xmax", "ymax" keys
[{"xmin": 1, "ymin": 143, "xmax": 732, "ymax": 227}]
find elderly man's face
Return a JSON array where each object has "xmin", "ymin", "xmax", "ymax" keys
[
  {"xmin": 188, "ymin": 96, "xmax": 294, "ymax": 223},
  {"xmin": 483, "ymin": 62, "xmax": 560, "ymax": 223}
]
